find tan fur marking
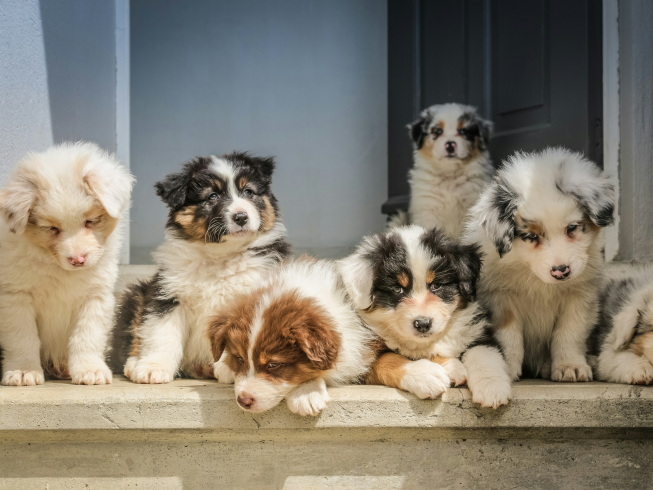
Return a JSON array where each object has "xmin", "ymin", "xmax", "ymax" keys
[
  {"xmin": 365, "ymin": 352, "xmax": 410, "ymax": 389},
  {"xmin": 496, "ymin": 309, "xmax": 514, "ymax": 330},
  {"xmin": 426, "ymin": 270, "xmax": 435, "ymax": 284},
  {"xmin": 397, "ymin": 272, "xmax": 409, "ymax": 288},
  {"xmin": 631, "ymin": 332, "xmax": 653, "ymax": 363},
  {"xmin": 260, "ymin": 196, "xmax": 276, "ymax": 232},
  {"xmin": 238, "ymin": 177, "xmax": 248, "ymax": 190},
  {"xmin": 174, "ymin": 205, "xmax": 206, "ymax": 240}
]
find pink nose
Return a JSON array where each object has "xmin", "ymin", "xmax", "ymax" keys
[
  {"xmin": 550, "ymin": 264, "xmax": 570, "ymax": 280},
  {"xmin": 68, "ymin": 255, "xmax": 86, "ymax": 267}
]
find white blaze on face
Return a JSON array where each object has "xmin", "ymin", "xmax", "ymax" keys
[
  {"xmin": 424, "ymin": 105, "xmax": 473, "ymax": 161},
  {"xmin": 210, "ymin": 157, "xmax": 261, "ymax": 234}
]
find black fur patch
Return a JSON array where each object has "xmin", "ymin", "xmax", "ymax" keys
[
  {"xmin": 408, "ymin": 118, "xmax": 428, "ymax": 150},
  {"xmin": 588, "ymin": 277, "xmax": 635, "ymax": 355},
  {"xmin": 250, "ymin": 238, "xmax": 293, "ymax": 261},
  {"xmin": 490, "ymin": 177, "xmax": 520, "ymax": 257},
  {"xmin": 364, "ymin": 234, "xmax": 413, "ymax": 310},
  {"xmin": 572, "ymin": 190, "xmax": 615, "ymax": 227},
  {"xmin": 458, "ymin": 110, "xmax": 492, "ymax": 151}
]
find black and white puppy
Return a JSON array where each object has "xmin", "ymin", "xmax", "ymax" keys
[
  {"xmin": 588, "ymin": 265, "xmax": 653, "ymax": 384},
  {"xmin": 464, "ymin": 148, "xmax": 615, "ymax": 382},
  {"xmin": 339, "ymin": 225, "xmax": 512, "ymax": 409},
  {"xmin": 112, "ymin": 152, "xmax": 291, "ymax": 383},
  {"xmin": 390, "ymin": 103, "xmax": 493, "ymax": 239}
]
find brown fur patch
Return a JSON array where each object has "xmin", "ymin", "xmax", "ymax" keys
[
  {"xmin": 173, "ymin": 205, "xmax": 206, "ymax": 240},
  {"xmin": 631, "ymin": 332, "xmax": 653, "ymax": 362},
  {"xmin": 431, "ymin": 355, "xmax": 451, "ymax": 365},
  {"xmin": 259, "ymin": 196, "xmax": 276, "ymax": 232},
  {"xmin": 496, "ymin": 309, "xmax": 514, "ymax": 330},
  {"xmin": 238, "ymin": 176, "xmax": 248, "ymax": 190},
  {"xmin": 397, "ymin": 272, "xmax": 409, "ymax": 288},
  {"xmin": 526, "ymin": 222, "xmax": 543, "ymax": 236},
  {"xmin": 426, "ymin": 270, "xmax": 435, "ymax": 284},
  {"xmin": 365, "ymin": 352, "xmax": 410, "ymax": 389},
  {"xmin": 212, "ymin": 179, "xmax": 223, "ymax": 191}
]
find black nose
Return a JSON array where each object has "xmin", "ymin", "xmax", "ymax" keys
[
  {"xmin": 445, "ymin": 141, "xmax": 456, "ymax": 154},
  {"xmin": 237, "ymin": 395, "xmax": 255, "ymax": 409},
  {"xmin": 550, "ymin": 264, "xmax": 571, "ymax": 280},
  {"xmin": 413, "ymin": 317, "xmax": 432, "ymax": 333},
  {"xmin": 232, "ymin": 212, "xmax": 249, "ymax": 226}
]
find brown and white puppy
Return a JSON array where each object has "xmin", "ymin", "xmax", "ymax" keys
[
  {"xmin": 112, "ymin": 152, "xmax": 291, "ymax": 383},
  {"xmin": 339, "ymin": 225, "xmax": 512, "ymax": 408},
  {"xmin": 0, "ymin": 142, "xmax": 134, "ymax": 385},
  {"xmin": 389, "ymin": 103, "xmax": 493, "ymax": 239},
  {"xmin": 208, "ymin": 259, "xmax": 378, "ymax": 416},
  {"xmin": 464, "ymin": 148, "xmax": 615, "ymax": 382}
]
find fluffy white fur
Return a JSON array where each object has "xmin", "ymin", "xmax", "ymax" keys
[
  {"xmin": 390, "ymin": 104, "xmax": 493, "ymax": 238},
  {"xmin": 464, "ymin": 148, "xmax": 615, "ymax": 382},
  {"xmin": 0, "ymin": 142, "xmax": 134, "ymax": 386}
]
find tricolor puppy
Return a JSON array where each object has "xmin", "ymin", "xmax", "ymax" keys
[
  {"xmin": 339, "ymin": 225, "xmax": 512, "ymax": 408},
  {"xmin": 0, "ymin": 142, "xmax": 134, "ymax": 385},
  {"xmin": 208, "ymin": 259, "xmax": 378, "ymax": 416},
  {"xmin": 589, "ymin": 265, "xmax": 653, "ymax": 385},
  {"xmin": 464, "ymin": 148, "xmax": 615, "ymax": 382},
  {"xmin": 112, "ymin": 152, "xmax": 291, "ymax": 383},
  {"xmin": 389, "ymin": 103, "xmax": 493, "ymax": 239}
]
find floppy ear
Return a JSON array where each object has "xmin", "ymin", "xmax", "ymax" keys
[
  {"xmin": 338, "ymin": 236, "xmax": 380, "ymax": 310},
  {"xmin": 83, "ymin": 154, "xmax": 135, "ymax": 219},
  {"xmin": 0, "ymin": 165, "xmax": 40, "ymax": 235},
  {"xmin": 476, "ymin": 116, "xmax": 493, "ymax": 151},
  {"xmin": 557, "ymin": 158, "xmax": 615, "ymax": 227},
  {"xmin": 452, "ymin": 242, "xmax": 484, "ymax": 301},
  {"xmin": 251, "ymin": 155, "xmax": 275, "ymax": 179},
  {"xmin": 407, "ymin": 117, "xmax": 427, "ymax": 150},
  {"xmin": 291, "ymin": 313, "xmax": 342, "ymax": 371},
  {"xmin": 208, "ymin": 314, "xmax": 231, "ymax": 361},
  {"xmin": 474, "ymin": 176, "xmax": 520, "ymax": 257},
  {"xmin": 154, "ymin": 169, "xmax": 192, "ymax": 212}
]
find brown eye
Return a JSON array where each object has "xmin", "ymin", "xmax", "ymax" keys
[
  {"xmin": 50, "ymin": 227, "xmax": 60, "ymax": 235},
  {"xmin": 267, "ymin": 362, "xmax": 280, "ymax": 371},
  {"xmin": 237, "ymin": 356, "xmax": 244, "ymax": 364}
]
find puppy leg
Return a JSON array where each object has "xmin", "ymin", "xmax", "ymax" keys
[
  {"xmin": 213, "ymin": 353, "xmax": 235, "ymax": 384},
  {"xmin": 69, "ymin": 293, "xmax": 114, "ymax": 385},
  {"xmin": 129, "ymin": 306, "xmax": 188, "ymax": 384},
  {"xmin": 0, "ymin": 292, "xmax": 44, "ymax": 386},
  {"xmin": 493, "ymin": 319, "xmax": 524, "ymax": 381},
  {"xmin": 286, "ymin": 378, "xmax": 330, "ymax": 416},
  {"xmin": 597, "ymin": 347, "xmax": 653, "ymax": 385},
  {"xmin": 366, "ymin": 352, "xmax": 450, "ymax": 399},
  {"xmin": 551, "ymin": 293, "xmax": 595, "ymax": 382},
  {"xmin": 632, "ymin": 332, "xmax": 653, "ymax": 366},
  {"xmin": 182, "ymin": 323, "xmax": 214, "ymax": 379},
  {"xmin": 462, "ymin": 346, "xmax": 512, "ymax": 408},
  {"xmin": 432, "ymin": 356, "xmax": 467, "ymax": 386}
]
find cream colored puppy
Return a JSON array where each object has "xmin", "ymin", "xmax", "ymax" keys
[{"xmin": 0, "ymin": 142, "xmax": 134, "ymax": 385}]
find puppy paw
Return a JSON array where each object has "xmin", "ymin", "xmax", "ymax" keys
[
  {"xmin": 400, "ymin": 359, "xmax": 450, "ymax": 399},
  {"xmin": 213, "ymin": 359, "xmax": 235, "ymax": 384},
  {"xmin": 551, "ymin": 363, "xmax": 593, "ymax": 382},
  {"xmin": 71, "ymin": 363, "xmax": 112, "ymax": 385},
  {"xmin": 441, "ymin": 359, "xmax": 468, "ymax": 386},
  {"xmin": 624, "ymin": 361, "xmax": 653, "ymax": 385},
  {"xmin": 286, "ymin": 378, "xmax": 330, "ymax": 416},
  {"xmin": 471, "ymin": 379, "xmax": 512, "ymax": 409},
  {"xmin": 507, "ymin": 361, "xmax": 522, "ymax": 382},
  {"xmin": 186, "ymin": 362, "xmax": 214, "ymax": 379},
  {"xmin": 2, "ymin": 369, "xmax": 45, "ymax": 386},
  {"xmin": 129, "ymin": 362, "xmax": 175, "ymax": 384}
]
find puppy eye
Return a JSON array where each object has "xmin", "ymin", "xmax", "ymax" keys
[
  {"xmin": 208, "ymin": 193, "xmax": 218, "ymax": 200},
  {"xmin": 458, "ymin": 128, "xmax": 467, "ymax": 136},
  {"xmin": 433, "ymin": 128, "xmax": 443, "ymax": 137},
  {"xmin": 566, "ymin": 224, "xmax": 578, "ymax": 234},
  {"xmin": 267, "ymin": 362, "xmax": 281, "ymax": 370},
  {"xmin": 243, "ymin": 189, "xmax": 253, "ymax": 197},
  {"xmin": 429, "ymin": 283, "xmax": 441, "ymax": 293},
  {"xmin": 237, "ymin": 356, "xmax": 244, "ymax": 364},
  {"xmin": 85, "ymin": 220, "xmax": 94, "ymax": 228},
  {"xmin": 393, "ymin": 287, "xmax": 404, "ymax": 295},
  {"xmin": 50, "ymin": 227, "xmax": 60, "ymax": 235}
]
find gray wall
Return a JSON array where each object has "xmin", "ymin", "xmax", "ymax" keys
[
  {"xmin": 0, "ymin": 0, "xmax": 117, "ymax": 184},
  {"xmin": 618, "ymin": 0, "xmax": 653, "ymax": 262},
  {"xmin": 130, "ymin": 0, "xmax": 388, "ymax": 262}
]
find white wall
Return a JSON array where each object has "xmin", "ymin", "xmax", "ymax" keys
[{"xmin": 130, "ymin": 0, "xmax": 388, "ymax": 262}]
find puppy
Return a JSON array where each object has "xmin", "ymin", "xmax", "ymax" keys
[
  {"xmin": 112, "ymin": 152, "xmax": 291, "ymax": 383},
  {"xmin": 339, "ymin": 225, "xmax": 512, "ymax": 408},
  {"xmin": 389, "ymin": 103, "xmax": 493, "ymax": 239},
  {"xmin": 464, "ymin": 148, "xmax": 615, "ymax": 382},
  {"xmin": 0, "ymin": 142, "xmax": 134, "ymax": 385},
  {"xmin": 208, "ymin": 258, "xmax": 379, "ymax": 416},
  {"xmin": 588, "ymin": 265, "xmax": 653, "ymax": 384}
]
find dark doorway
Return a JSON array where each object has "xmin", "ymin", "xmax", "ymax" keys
[{"xmin": 384, "ymin": 0, "xmax": 603, "ymax": 215}]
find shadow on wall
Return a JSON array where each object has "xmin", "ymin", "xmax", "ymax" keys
[{"xmin": 39, "ymin": 0, "xmax": 117, "ymax": 153}]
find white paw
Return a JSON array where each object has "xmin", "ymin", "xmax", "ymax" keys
[
  {"xmin": 441, "ymin": 359, "xmax": 468, "ymax": 386},
  {"xmin": 624, "ymin": 361, "xmax": 653, "ymax": 385},
  {"xmin": 2, "ymin": 369, "xmax": 45, "ymax": 386},
  {"xmin": 123, "ymin": 356, "xmax": 137, "ymax": 378},
  {"xmin": 551, "ymin": 363, "xmax": 593, "ymax": 382},
  {"xmin": 400, "ymin": 359, "xmax": 450, "ymax": 399},
  {"xmin": 471, "ymin": 379, "xmax": 512, "ymax": 409},
  {"xmin": 129, "ymin": 362, "xmax": 175, "ymax": 384},
  {"xmin": 507, "ymin": 360, "xmax": 522, "ymax": 381},
  {"xmin": 286, "ymin": 379, "xmax": 330, "ymax": 416},
  {"xmin": 71, "ymin": 362, "xmax": 112, "ymax": 385},
  {"xmin": 213, "ymin": 359, "xmax": 235, "ymax": 384}
]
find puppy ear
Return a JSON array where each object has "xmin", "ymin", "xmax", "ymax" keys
[
  {"xmin": 338, "ymin": 235, "xmax": 380, "ymax": 310},
  {"xmin": 292, "ymin": 313, "xmax": 341, "ymax": 371},
  {"xmin": 476, "ymin": 116, "xmax": 493, "ymax": 151},
  {"xmin": 453, "ymin": 242, "xmax": 483, "ymax": 301},
  {"xmin": 474, "ymin": 176, "xmax": 520, "ymax": 257},
  {"xmin": 557, "ymin": 157, "xmax": 615, "ymax": 227},
  {"xmin": 0, "ymin": 164, "xmax": 40, "ymax": 235},
  {"xmin": 154, "ymin": 169, "xmax": 192, "ymax": 211},
  {"xmin": 207, "ymin": 314, "xmax": 231, "ymax": 361},
  {"xmin": 407, "ymin": 117, "xmax": 427, "ymax": 150},
  {"xmin": 251, "ymin": 155, "xmax": 275, "ymax": 179},
  {"xmin": 83, "ymin": 152, "xmax": 135, "ymax": 219}
]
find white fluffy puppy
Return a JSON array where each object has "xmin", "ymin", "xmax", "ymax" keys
[
  {"xmin": 0, "ymin": 142, "xmax": 134, "ymax": 385},
  {"xmin": 390, "ymin": 103, "xmax": 493, "ymax": 238},
  {"xmin": 464, "ymin": 148, "xmax": 615, "ymax": 382},
  {"xmin": 589, "ymin": 265, "xmax": 653, "ymax": 384}
]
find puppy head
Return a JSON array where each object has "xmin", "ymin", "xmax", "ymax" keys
[
  {"xmin": 209, "ymin": 289, "xmax": 341, "ymax": 413},
  {"xmin": 0, "ymin": 142, "xmax": 134, "ymax": 270},
  {"xmin": 155, "ymin": 152, "xmax": 279, "ymax": 244},
  {"xmin": 472, "ymin": 148, "xmax": 615, "ymax": 283},
  {"xmin": 339, "ymin": 225, "xmax": 482, "ymax": 344},
  {"xmin": 408, "ymin": 103, "xmax": 492, "ymax": 163}
]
